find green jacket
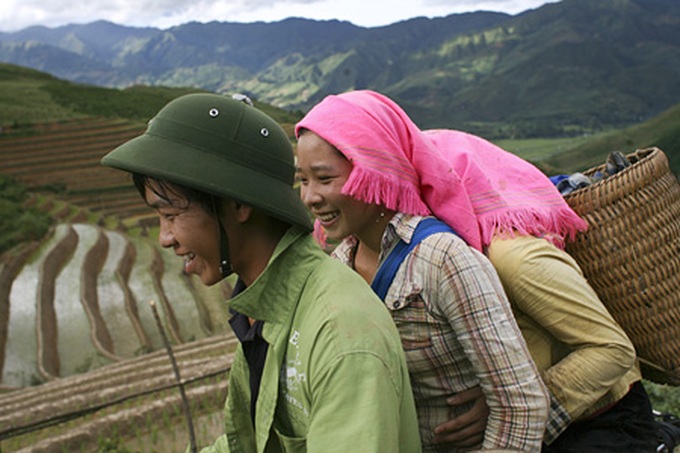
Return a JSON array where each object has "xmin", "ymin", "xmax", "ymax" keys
[{"xmin": 199, "ymin": 228, "xmax": 421, "ymax": 453}]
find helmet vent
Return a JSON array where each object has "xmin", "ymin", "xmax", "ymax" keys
[
  {"xmin": 260, "ymin": 128, "xmax": 270, "ymax": 137},
  {"xmin": 209, "ymin": 108, "xmax": 220, "ymax": 117}
]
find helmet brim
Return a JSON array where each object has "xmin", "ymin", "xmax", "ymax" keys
[{"xmin": 103, "ymin": 132, "xmax": 312, "ymax": 232}]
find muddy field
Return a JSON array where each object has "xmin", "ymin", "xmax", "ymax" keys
[{"xmin": 1, "ymin": 334, "xmax": 236, "ymax": 451}]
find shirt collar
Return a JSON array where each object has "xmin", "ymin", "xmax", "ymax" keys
[
  {"xmin": 385, "ymin": 212, "xmax": 422, "ymax": 245},
  {"xmin": 228, "ymin": 279, "xmax": 265, "ymax": 342},
  {"xmin": 229, "ymin": 310, "xmax": 264, "ymax": 342},
  {"xmin": 332, "ymin": 212, "xmax": 425, "ymax": 266}
]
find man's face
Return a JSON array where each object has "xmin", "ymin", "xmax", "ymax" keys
[{"xmin": 144, "ymin": 181, "xmax": 223, "ymax": 286}]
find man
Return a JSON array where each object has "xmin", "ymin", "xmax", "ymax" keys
[{"xmin": 101, "ymin": 93, "xmax": 421, "ymax": 452}]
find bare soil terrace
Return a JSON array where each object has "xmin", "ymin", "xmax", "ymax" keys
[{"xmin": 0, "ymin": 116, "xmax": 237, "ymax": 450}]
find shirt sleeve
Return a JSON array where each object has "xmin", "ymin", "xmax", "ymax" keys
[
  {"xmin": 486, "ymin": 235, "xmax": 637, "ymax": 436},
  {"xmin": 431, "ymin": 234, "xmax": 549, "ymax": 451},
  {"xmin": 544, "ymin": 392, "xmax": 572, "ymax": 444}
]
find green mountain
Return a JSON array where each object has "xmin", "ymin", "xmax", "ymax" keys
[
  {"xmin": 1, "ymin": 0, "xmax": 679, "ymax": 137},
  {"xmin": 0, "ymin": 62, "xmax": 300, "ymax": 128}
]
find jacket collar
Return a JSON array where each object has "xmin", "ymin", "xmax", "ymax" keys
[{"xmin": 226, "ymin": 226, "xmax": 322, "ymax": 329}]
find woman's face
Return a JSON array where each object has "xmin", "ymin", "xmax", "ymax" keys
[
  {"xmin": 144, "ymin": 180, "xmax": 223, "ymax": 286},
  {"xmin": 296, "ymin": 131, "xmax": 384, "ymax": 242}
]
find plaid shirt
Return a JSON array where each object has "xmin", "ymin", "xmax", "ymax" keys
[{"xmin": 332, "ymin": 213, "xmax": 548, "ymax": 452}]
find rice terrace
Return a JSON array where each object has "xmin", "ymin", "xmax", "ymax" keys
[
  {"xmin": 1, "ymin": 62, "xmax": 680, "ymax": 451},
  {"xmin": 0, "ymin": 64, "xmax": 255, "ymax": 451}
]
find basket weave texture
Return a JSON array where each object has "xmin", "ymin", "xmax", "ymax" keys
[{"xmin": 564, "ymin": 147, "xmax": 680, "ymax": 385}]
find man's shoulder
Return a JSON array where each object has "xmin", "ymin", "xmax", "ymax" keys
[
  {"xmin": 286, "ymin": 235, "xmax": 396, "ymax": 335},
  {"xmin": 304, "ymin": 254, "xmax": 374, "ymax": 298},
  {"xmin": 302, "ymin": 259, "xmax": 397, "ymax": 331}
]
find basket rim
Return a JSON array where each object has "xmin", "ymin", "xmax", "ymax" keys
[{"xmin": 563, "ymin": 147, "xmax": 665, "ymax": 201}]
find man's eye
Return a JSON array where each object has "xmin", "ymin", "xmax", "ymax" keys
[{"xmin": 159, "ymin": 211, "xmax": 177, "ymax": 220}]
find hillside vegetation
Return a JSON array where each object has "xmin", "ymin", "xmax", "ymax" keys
[
  {"xmin": 0, "ymin": 63, "xmax": 300, "ymax": 128},
  {"xmin": 2, "ymin": 0, "xmax": 680, "ymax": 138},
  {"xmin": 544, "ymin": 102, "xmax": 680, "ymax": 176},
  {"xmin": 0, "ymin": 174, "xmax": 52, "ymax": 254}
]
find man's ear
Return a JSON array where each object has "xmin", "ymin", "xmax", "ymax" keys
[{"xmin": 231, "ymin": 201, "xmax": 253, "ymax": 224}]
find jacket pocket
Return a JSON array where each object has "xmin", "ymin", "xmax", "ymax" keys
[{"xmin": 273, "ymin": 428, "xmax": 306, "ymax": 452}]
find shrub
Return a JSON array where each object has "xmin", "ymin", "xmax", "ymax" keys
[{"xmin": 0, "ymin": 174, "xmax": 53, "ymax": 254}]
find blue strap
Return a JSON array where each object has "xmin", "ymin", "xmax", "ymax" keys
[{"xmin": 371, "ymin": 218, "xmax": 456, "ymax": 300}]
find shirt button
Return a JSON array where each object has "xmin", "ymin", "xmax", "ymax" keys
[{"xmin": 392, "ymin": 301, "xmax": 401, "ymax": 309}]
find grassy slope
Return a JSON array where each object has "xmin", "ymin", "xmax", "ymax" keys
[
  {"xmin": 541, "ymin": 102, "xmax": 680, "ymax": 176},
  {"xmin": 0, "ymin": 63, "xmax": 196, "ymax": 127},
  {"xmin": 0, "ymin": 64, "xmax": 84, "ymax": 126},
  {"xmin": 494, "ymin": 102, "xmax": 680, "ymax": 179},
  {"xmin": 0, "ymin": 62, "xmax": 302, "ymax": 130}
]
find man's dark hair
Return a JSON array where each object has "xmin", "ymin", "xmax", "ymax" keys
[{"xmin": 132, "ymin": 173, "xmax": 217, "ymax": 213}]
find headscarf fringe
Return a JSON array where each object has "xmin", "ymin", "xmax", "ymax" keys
[
  {"xmin": 342, "ymin": 165, "xmax": 431, "ymax": 216},
  {"xmin": 479, "ymin": 208, "xmax": 588, "ymax": 250}
]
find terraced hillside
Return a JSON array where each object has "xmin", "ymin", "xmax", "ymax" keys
[
  {"xmin": 0, "ymin": 114, "xmax": 238, "ymax": 449},
  {"xmin": 1, "ymin": 333, "xmax": 236, "ymax": 452},
  {"xmin": 0, "ymin": 218, "xmax": 236, "ymax": 450},
  {"xmin": 0, "ymin": 221, "xmax": 232, "ymax": 388},
  {"xmin": 0, "ymin": 117, "xmax": 151, "ymax": 230}
]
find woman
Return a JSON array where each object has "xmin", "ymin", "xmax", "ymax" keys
[
  {"xmin": 294, "ymin": 90, "xmax": 659, "ymax": 452},
  {"xmin": 295, "ymin": 114, "xmax": 550, "ymax": 451}
]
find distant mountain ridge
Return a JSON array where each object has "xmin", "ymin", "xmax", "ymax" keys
[{"xmin": 1, "ymin": 0, "xmax": 680, "ymax": 137}]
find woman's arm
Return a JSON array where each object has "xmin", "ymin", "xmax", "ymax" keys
[
  {"xmin": 432, "ymin": 386, "xmax": 489, "ymax": 447},
  {"xmin": 433, "ymin": 235, "xmax": 549, "ymax": 451},
  {"xmin": 487, "ymin": 235, "xmax": 637, "ymax": 440}
]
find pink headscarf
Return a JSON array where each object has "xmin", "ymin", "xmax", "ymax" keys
[{"xmin": 295, "ymin": 90, "xmax": 587, "ymax": 251}]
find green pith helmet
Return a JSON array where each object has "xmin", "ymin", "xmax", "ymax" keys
[{"xmin": 102, "ymin": 93, "xmax": 312, "ymax": 231}]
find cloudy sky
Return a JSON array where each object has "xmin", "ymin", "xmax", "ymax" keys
[{"xmin": 0, "ymin": 0, "xmax": 559, "ymax": 33}]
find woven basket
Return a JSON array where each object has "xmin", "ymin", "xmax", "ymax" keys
[{"xmin": 563, "ymin": 147, "xmax": 680, "ymax": 385}]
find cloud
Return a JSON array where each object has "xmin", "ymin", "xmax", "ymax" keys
[
  {"xmin": 0, "ymin": 0, "xmax": 555, "ymax": 32},
  {"xmin": 241, "ymin": 0, "xmax": 319, "ymax": 7},
  {"xmin": 423, "ymin": 0, "xmax": 557, "ymax": 14}
]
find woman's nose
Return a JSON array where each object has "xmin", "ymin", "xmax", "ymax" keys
[{"xmin": 300, "ymin": 184, "xmax": 322, "ymax": 208}]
